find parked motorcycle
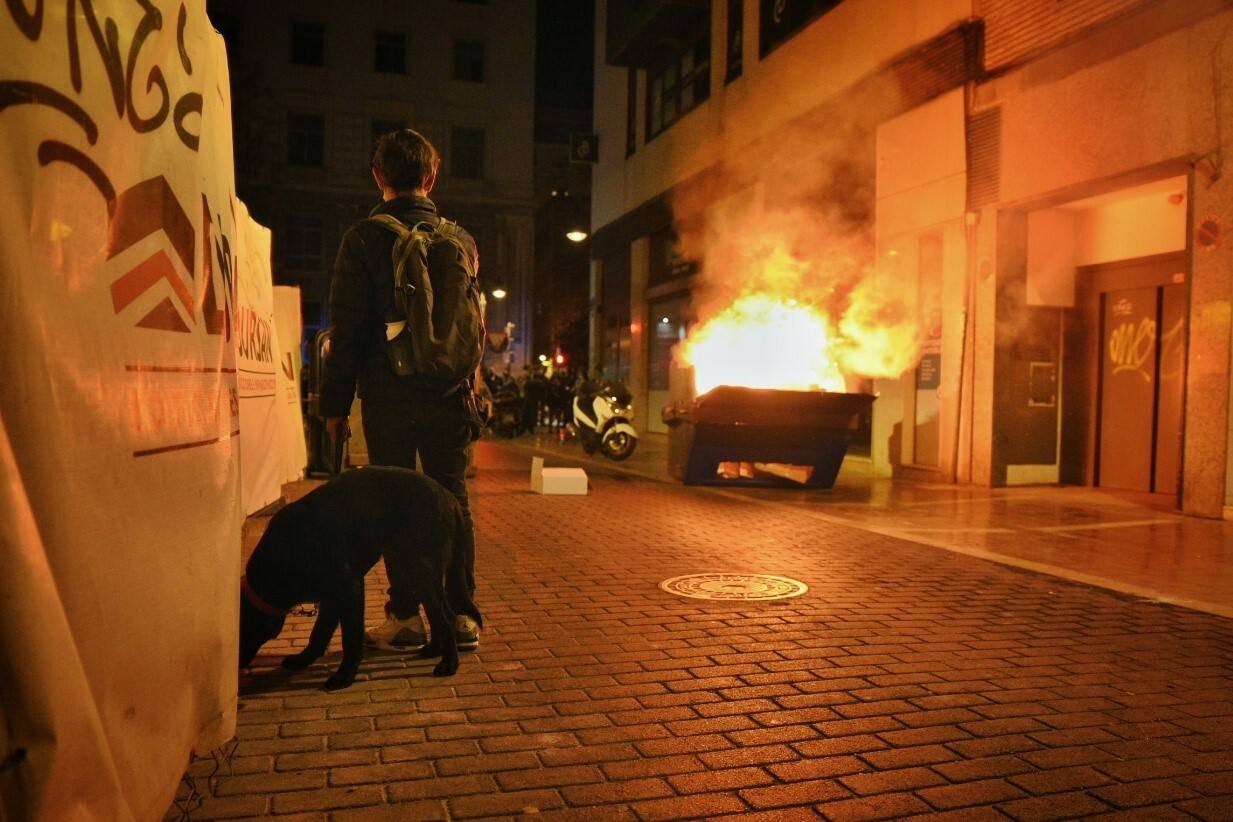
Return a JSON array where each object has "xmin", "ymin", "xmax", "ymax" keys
[
  {"xmin": 489, "ymin": 383, "xmax": 523, "ymax": 438},
  {"xmin": 570, "ymin": 379, "xmax": 638, "ymax": 460}
]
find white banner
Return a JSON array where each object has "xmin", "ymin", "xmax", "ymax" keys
[
  {"xmin": 0, "ymin": 3, "xmax": 240, "ymax": 819},
  {"xmin": 274, "ymin": 285, "xmax": 308, "ymax": 483},
  {"xmin": 234, "ymin": 204, "xmax": 282, "ymax": 514}
]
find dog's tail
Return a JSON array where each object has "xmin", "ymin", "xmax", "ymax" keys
[{"xmin": 448, "ymin": 503, "xmax": 483, "ymax": 627}]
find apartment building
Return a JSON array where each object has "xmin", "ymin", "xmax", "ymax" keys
[
  {"xmin": 590, "ymin": 0, "xmax": 1233, "ymax": 517},
  {"xmin": 208, "ymin": 0, "xmax": 536, "ymax": 367}
]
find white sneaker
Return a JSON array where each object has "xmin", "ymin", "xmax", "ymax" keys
[
  {"xmin": 455, "ymin": 615, "xmax": 480, "ymax": 651},
  {"xmin": 365, "ymin": 613, "xmax": 427, "ymax": 651}
]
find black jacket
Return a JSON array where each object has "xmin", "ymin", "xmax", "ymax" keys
[{"xmin": 320, "ymin": 195, "xmax": 478, "ymax": 417}]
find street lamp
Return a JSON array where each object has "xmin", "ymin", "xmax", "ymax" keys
[
  {"xmin": 490, "ymin": 287, "xmax": 507, "ymax": 300},
  {"xmin": 565, "ymin": 229, "xmax": 588, "ymax": 243}
]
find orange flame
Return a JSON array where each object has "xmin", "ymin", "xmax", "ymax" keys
[
  {"xmin": 681, "ymin": 294, "xmax": 845, "ymax": 394},
  {"xmin": 676, "ymin": 220, "xmax": 922, "ymax": 394}
]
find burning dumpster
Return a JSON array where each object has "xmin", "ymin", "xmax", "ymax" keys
[{"xmin": 662, "ymin": 386, "xmax": 874, "ymax": 488}]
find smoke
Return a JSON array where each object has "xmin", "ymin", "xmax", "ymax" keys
[{"xmin": 669, "ymin": 72, "xmax": 923, "ymax": 383}]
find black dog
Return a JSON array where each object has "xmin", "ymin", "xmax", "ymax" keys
[{"xmin": 238, "ymin": 466, "xmax": 481, "ymax": 690}]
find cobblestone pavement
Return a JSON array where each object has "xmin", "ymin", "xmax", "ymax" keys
[{"xmin": 175, "ymin": 439, "xmax": 1233, "ymax": 821}]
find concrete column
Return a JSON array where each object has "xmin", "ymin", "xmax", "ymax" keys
[
  {"xmin": 628, "ymin": 236, "xmax": 650, "ymax": 410},
  {"xmin": 1182, "ymin": 165, "xmax": 1233, "ymax": 517},
  {"xmin": 588, "ymin": 257, "xmax": 603, "ymax": 377},
  {"xmin": 969, "ymin": 205, "xmax": 999, "ymax": 486}
]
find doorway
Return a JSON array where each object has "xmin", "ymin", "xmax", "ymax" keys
[
  {"xmin": 646, "ymin": 295, "xmax": 689, "ymax": 434},
  {"xmin": 1081, "ymin": 255, "xmax": 1186, "ymax": 495}
]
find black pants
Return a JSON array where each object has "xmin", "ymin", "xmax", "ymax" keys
[{"xmin": 362, "ymin": 396, "xmax": 476, "ymax": 619}]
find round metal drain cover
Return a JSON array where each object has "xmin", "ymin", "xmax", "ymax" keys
[{"xmin": 659, "ymin": 573, "xmax": 808, "ymax": 601}]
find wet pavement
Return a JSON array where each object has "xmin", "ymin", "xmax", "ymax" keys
[
  {"xmin": 510, "ymin": 430, "xmax": 1233, "ymax": 619},
  {"xmin": 172, "ymin": 436, "xmax": 1233, "ymax": 820}
]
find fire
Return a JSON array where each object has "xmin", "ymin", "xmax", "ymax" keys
[
  {"xmin": 676, "ymin": 255, "xmax": 922, "ymax": 395},
  {"xmin": 680, "ymin": 294, "xmax": 846, "ymax": 394},
  {"xmin": 674, "ymin": 205, "xmax": 923, "ymax": 395}
]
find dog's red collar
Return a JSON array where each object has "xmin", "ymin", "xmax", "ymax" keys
[{"xmin": 241, "ymin": 575, "xmax": 287, "ymax": 617}]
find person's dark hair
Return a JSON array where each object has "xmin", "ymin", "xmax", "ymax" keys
[{"xmin": 372, "ymin": 128, "xmax": 439, "ymax": 192}]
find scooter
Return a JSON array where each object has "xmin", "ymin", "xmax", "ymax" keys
[
  {"xmin": 570, "ymin": 379, "xmax": 638, "ymax": 460},
  {"xmin": 488, "ymin": 383, "xmax": 523, "ymax": 438}
]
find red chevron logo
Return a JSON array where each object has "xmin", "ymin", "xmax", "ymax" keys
[{"xmin": 107, "ymin": 176, "xmax": 196, "ymax": 331}]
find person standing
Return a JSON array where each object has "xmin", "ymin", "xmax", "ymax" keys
[{"xmin": 319, "ymin": 128, "xmax": 481, "ymax": 652}]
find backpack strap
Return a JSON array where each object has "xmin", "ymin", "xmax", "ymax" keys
[{"xmin": 366, "ymin": 213, "xmax": 413, "ymax": 238}]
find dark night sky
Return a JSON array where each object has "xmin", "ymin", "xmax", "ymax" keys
[{"xmin": 535, "ymin": 0, "xmax": 595, "ymax": 111}]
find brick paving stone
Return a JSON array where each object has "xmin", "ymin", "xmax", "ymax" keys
[
  {"xmin": 838, "ymin": 766, "xmax": 946, "ymax": 796},
  {"xmin": 269, "ymin": 786, "xmax": 382, "ymax": 814},
  {"xmin": 947, "ymin": 734, "xmax": 1044, "ymax": 758},
  {"xmin": 668, "ymin": 765, "xmax": 777, "ymax": 793},
  {"xmin": 859, "ymin": 744, "xmax": 957, "ymax": 769},
  {"xmin": 560, "ymin": 777, "xmax": 674, "ymax": 805},
  {"xmin": 712, "ymin": 808, "xmax": 823, "ymax": 821},
  {"xmin": 816, "ymin": 791, "xmax": 933, "ymax": 820},
  {"xmin": 539, "ymin": 743, "xmax": 639, "ymax": 766},
  {"xmin": 933, "ymin": 755, "xmax": 1034, "ymax": 782},
  {"xmin": 328, "ymin": 761, "xmax": 434, "ymax": 786},
  {"xmin": 741, "ymin": 778, "xmax": 852, "ymax": 808},
  {"xmin": 211, "ymin": 770, "xmax": 325, "ymax": 797},
  {"xmin": 1177, "ymin": 771, "xmax": 1233, "ymax": 795},
  {"xmin": 183, "ymin": 795, "xmax": 268, "ymax": 820},
  {"xmin": 1088, "ymin": 808, "xmax": 1201, "ymax": 821},
  {"xmin": 632, "ymin": 792, "xmax": 750, "ymax": 821},
  {"xmin": 1008, "ymin": 764, "xmax": 1114, "ymax": 794},
  {"xmin": 601, "ymin": 753, "xmax": 705, "ymax": 779},
  {"xmin": 1094, "ymin": 756, "xmax": 1193, "ymax": 781},
  {"xmin": 997, "ymin": 789, "xmax": 1112, "ymax": 820},
  {"xmin": 770, "ymin": 755, "xmax": 869, "ymax": 781},
  {"xmin": 448, "ymin": 788, "xmax": 565, "ymax": 818},
  {"xmin": 917, "ymin": 777, "xmax": 1027, "ymax": 809},
  {"xmin": 330, "ymin": 801, "xmax": 449, "ymax": 821},
  {"xmin": 1178, "ymin": 797, "xmax": 1233, "ymax": 821},
  {"xmin": 1091, "ymin": 777, "xmax": 1201, "ymax": 808},
  {"xmin": 635, "ymin": 733, "xmax": 731, "ymax": 756},
  {"xmin": 877, "ymin": 725, "xmax": 971, "ymax": 747},
  {"xmin": 794, "ymin": 735, "xmax": 888, "ymax": 757},
  {"xmin": 495, "ymin": 765, "xmax": 604, "ymax": 791},
  {"xmin": 435, "ymin": 751, "xmax": 539, "ymax": 775},
  {"xmin": 895, "ymin": 707, "xmax": 984, "ymax": 727},
  {"xmin": 386, "ymin": 774, "xmax": 494, "ymax": 802},
  {"xmin": 903, "ymin": 807, "xmax": 1013, "ymax": 821}
]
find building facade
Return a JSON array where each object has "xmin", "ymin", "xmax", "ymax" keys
[
  {"xmin": 591, "ymin": 0, "xmax": 1233, "ymax": 517},
  {"xmin": 208, "ymin": 0, "xmax": 536, "ymax": 367}
]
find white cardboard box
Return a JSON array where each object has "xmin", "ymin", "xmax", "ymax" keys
[{"xmin": 531, "ymin": 457, "xmax": 588, "ymax": 495}]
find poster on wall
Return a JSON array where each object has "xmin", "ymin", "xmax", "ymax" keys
[
  {"xmin": 273, "ymin": 285, "xmax": 308, "ymax": 483},
  {"xmin": 0, "ymin": 3, "xmax": 241, "ymax": 819},
  {"xmin": 234, "ymin": 204, "xmax": 283, "ymax": 514}
]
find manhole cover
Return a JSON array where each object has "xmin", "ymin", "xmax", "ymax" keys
[{"xmin": 659, "ymin": 573, "xmax": 808, "ymax": 601}]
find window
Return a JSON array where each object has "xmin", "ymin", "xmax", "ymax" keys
[
  {"xmin": 625, "ymin": 68, "xmax": 637, "ymax": 157},
  {"xmin": 453, "ymin": 40, "xmax": 485, "ymax": 82},
  {"xmin": 283, "ymin": 215, "xmax": 322, "ymax": 270},
  {"xmin": 450, "ymin": 127, "xmax": 485, "ymax": 179},
  {"xmin": 374, "ymin": 30, "xmax": 406, "ymax": 73},
  {"xmin": 646, "ymin": 36, "xmax": 710, "ymax": 140},
  {"xmin": 291, "ymin": 21, "xmax": 325, "ymax": 66},
  {"xmin": 287, "ymin": 113, "xmax": 325, "ymax": 167},
  {"xmin": 726, "ymin": 0, "xmax": 743, "ymax": 83},
  {"xmin": 759, "ymin": 0, "xmax": 842, "ymax": 58}
]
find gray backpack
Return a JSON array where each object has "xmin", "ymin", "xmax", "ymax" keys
[{"xmin": 368, "ymin": 214, "xmax": 484, "ymax": 386}]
